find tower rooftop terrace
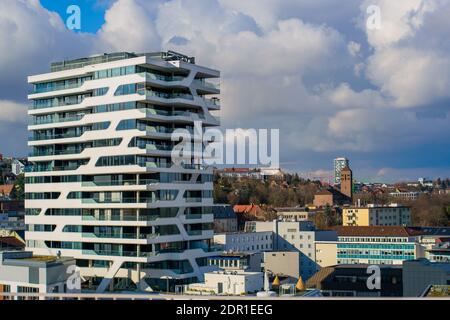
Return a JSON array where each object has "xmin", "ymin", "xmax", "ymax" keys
[{"xmin": 50, "ymin": 51, "xmax": 196, "ymax": 72}]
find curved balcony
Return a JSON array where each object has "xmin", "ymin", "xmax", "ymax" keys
[
  {"xmin": 32, "ymin": 114, "xmax": 85, "ymax": 126},
  {"xmin": 29, "ymin": 148, "xmax": 85, "ymax": 157},
  {"xmin": 30, "ymin": 95, "xmax": 87, "ymax": 110},
  {"xmin": 81, "ymin": 249, "xmax": 157, "ymax": 258},
  {"xmin": 81, "ymin": 214, "xmax": 161, "ymax": 222},
  {"xmin": 27, "ymin": 164, "xmax": 83, "ymax": 173},
  {"xmin": 31, "ymin": 82, "xmax": 83, "ymax": 94},
  {"xmin": 29, "ymin": 131, "xmax": 84, "ymax": 142},
  {"xmin": 81, "ymin": 232, "xmax": 160, "ymax": 240},
  {"xmin": 81, "ymin": 179, "xmax": 158, "ymax": 187}
]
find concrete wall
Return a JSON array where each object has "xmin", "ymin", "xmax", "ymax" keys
[
  {"xmin": 263, "ymin": 251, "xmax": 299, "ymax": 278},
  {"xmin": 315, "ymin": 242, "xmax": 337, "ymax": 267},
  {"xmin": 204, "ymin": 272, "xmax": 263, "ymax": 295},
  {"xmin": 214, "ymin": 218, "xmax": 237, "ymax": 233}
]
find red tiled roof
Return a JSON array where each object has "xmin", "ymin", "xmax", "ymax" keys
[
  {"xmin": 436, "ymin": 237, "xmax": 450, "ymax": 243},
  {"xmin": 233, "ymin": 204, "xmax": 263, "ymax": 216},
  {"xmin": 0, "ymin": 185, "xmax": 14, "ymax": 196},
  {"xmin": 233, "ymin": 204, "xmax": 255, "ymax": 213}
]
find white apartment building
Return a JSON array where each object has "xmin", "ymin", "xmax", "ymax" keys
[
  {"xmin": 245, "ymin": 220, "xmax": 337, "ymax": 280},
  {"xmin": 25, "ymin": 51, "xmax": 221, "ymax": 292},
  {"xmin": 185, "ymin": 270, "xmax": 263, "ymax": 295},
  {"xmin": 274, "ymin": 207, "xmax": 315, "ymax": 222},
  {"xmin": 389, "ymin": 191, "xmax": 421, "ymax": 201},
  {"xmin": 213, "ymin": 231, "xmax": 274, "ymax": 252}
]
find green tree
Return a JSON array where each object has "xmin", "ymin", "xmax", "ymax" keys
[{"xmin": 12, "ymin": 174, "xmax": 25, "ymax": 200}]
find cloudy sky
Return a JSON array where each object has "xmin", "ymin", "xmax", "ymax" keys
[{"xmin": 0, "ymin": 0, "xmax": 449, "ymax": 182}]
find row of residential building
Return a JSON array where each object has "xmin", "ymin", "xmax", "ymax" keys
[{"xmin": 210, "ymin": 218, "xmax": 450, "ymax": 293}]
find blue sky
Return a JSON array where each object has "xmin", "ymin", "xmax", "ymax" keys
[
  {"xmin": 40, "ymin": 0, "xmax": 108, "ymax": 33},
  {"xmin": 1, "ymin": 0, "xmax": 450, "ymax": 182}
]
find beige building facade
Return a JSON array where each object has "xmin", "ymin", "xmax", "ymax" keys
[
  {"xmin": 262, "ymin": 251, "xmax": 300, "ymax": 279},
  {"xmin": 315, "ymin": 242, "xmax": 338, "ymax": 267},
  {"xmin": 343, "ymin": 204, "xmax": 411, "ymax": 226}
]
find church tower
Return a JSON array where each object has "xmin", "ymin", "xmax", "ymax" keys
[{"xmin": 340, "ymin": 166, "xmax": 353, "ymax": 200}]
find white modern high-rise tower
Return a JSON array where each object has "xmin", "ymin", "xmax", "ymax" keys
[
  {"xmin": 333, "ymin": 157, "xmax": 349, "ymax": 185},
  {"xmin": 25, "ymin": 51, "xmax": 221, "ymax": 292}
]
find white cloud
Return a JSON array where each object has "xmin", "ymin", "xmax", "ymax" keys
[
  {"xmin": 325, "ymin": 83, "xmax": 387, "ymax": 109},
  {"xmin": 359, "ymin": 0, "xmax": 450, "ymax": 108},
  {"xmin": 347, "ymin": 41, "xmax": 361, "ymax": 57},
  {"xmin": 366, "ymin": 47, "xmax": 450, "ymax": 107},
  {"xmin": 0, "ymin": 0, "xmax": 449, "ymax": 175},
  {"xmin": 360, "ymin": 0, "xmax": 437, "ymax": 48},
  {"xmin": 97, "ymin": 0, "xmax": 161, "ymax": 52},
  {"xmin": 0, "ymin": 100, "xmax": 28, "ymax": 123},
  {"xmin": 216, "ymin": 19, "xmax": 346, "ymax": 77}
]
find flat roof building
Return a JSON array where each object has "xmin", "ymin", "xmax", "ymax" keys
[
  {"xmin": 426, "ymin": 241, "xmax": 450, "ymax": 263},
  {"xmin": 342, "ymin": 203, "xmax": 412, "ymax": 227},
  {"xmin": 245, "ymin": 220, "xmax": 337, "ymax": 280},
  {"xmin": 332, "ymin": 226, "xmax": 427, "ymax": 265},
  {"xmin": 0, "ymin": 251, "xmax": 76, "ymax": 300},
  {"xmin": 184, "ymin": 270, "xmax": 263, "ymax": 295},
  {"xmin": 307, "ymin": 264, "xmax": 403, "ymax": 297},
  {"xmin": 208, "ymin": 252, "xmax": 262, "ymax": 273},
  {"xmin": 274, "ymin": 207, "xmax": 315, "ymax": 222},
  {"xmin": 213, "ymin": 231, "xmax": 274, "ymax": 253}
]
